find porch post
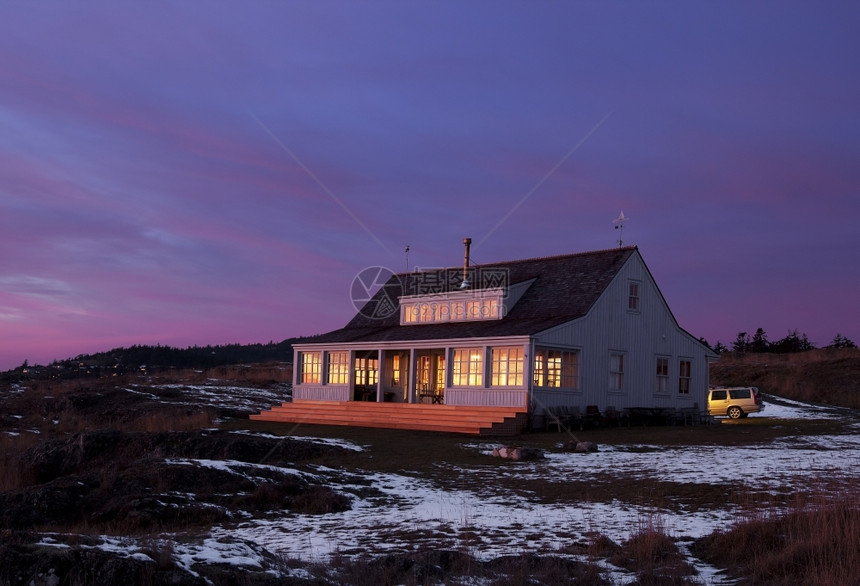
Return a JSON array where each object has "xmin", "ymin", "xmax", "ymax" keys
[
  {"xmin": 376, "ymin": 348, "xmax": 383, "ymax": 402},
  {"xmin": 408, "ymin": 348, "xmax": 416, "ymax": 403}
]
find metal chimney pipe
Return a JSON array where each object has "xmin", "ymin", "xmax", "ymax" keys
[{"xmin": 462, "ymin": 237, "xmax": 472, "ymax": 287}]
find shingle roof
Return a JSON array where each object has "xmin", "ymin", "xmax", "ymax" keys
[{"xmin": 303, "ymin": 246, "xmax": 638, "ymax": 345}]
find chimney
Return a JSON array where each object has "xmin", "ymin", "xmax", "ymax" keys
[{"xmin": 461, "ymin": 237, "xmax": 472, "ymax": 289}]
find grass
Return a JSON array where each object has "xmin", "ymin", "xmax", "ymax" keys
[
  {"xmin": 692, "ymin": 478, "xmax": 860, "ymax": 585},
  {"xmin": 2, "ymin": 365, "xmax": 859, "ymax": 584},
  {"xmin": 711, "ymin": 347, "xmax": 860, "ymax": 409}
]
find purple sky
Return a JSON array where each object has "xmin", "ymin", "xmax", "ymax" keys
[{"xmin": 1, "ymin": 3, "xmax": 859, "ymax": 370}]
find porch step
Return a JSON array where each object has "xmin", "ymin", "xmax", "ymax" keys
[{"xmin": 250, "ymin": 400, "xmax": 528, "ymax": 435}]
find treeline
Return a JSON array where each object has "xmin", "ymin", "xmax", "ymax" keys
[
  {"xmin": 704, "ymin": 329, "xmax": 857, "ymax": 355},
  {"xmin": 7, "ymin": 338, "xmax": 304, "ymax": 380},
  {"xmin": 65, "ymin": 340, "xmax": 298, "ymax": 368}
]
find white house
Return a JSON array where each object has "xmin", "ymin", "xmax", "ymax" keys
[{"xmin": 254, "ymin": 242, "xmax": 717, "ymax": 434}]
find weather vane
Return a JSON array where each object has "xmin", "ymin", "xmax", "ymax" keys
[
  {"xmin": 404, "ymin": 245, "xmax": 410, "ymax": 273},
  {"xmin": 612, "ymin": 211, "xmax": 628, "ymax": 247}
]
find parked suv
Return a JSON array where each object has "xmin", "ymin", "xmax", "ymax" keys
[{"xmin": 708, "ymin": 386, "xmax": 765, "ymax": 419}]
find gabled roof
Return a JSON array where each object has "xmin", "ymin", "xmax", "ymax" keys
[{"xmin": 301, "ymin": 246, "xmax": 638, "ymax": 345}]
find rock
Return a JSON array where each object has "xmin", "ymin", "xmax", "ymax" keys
[
  {"xmin": 492, "ymin": 446, "xmax": 544, "ymax": 461},
  {"xmin": 560, "ymin": 440, "xmax": 599, "ymax": 453},
  {"xmin": 575, "ymin": 441, "xmax": 598, "ymax": 453}
]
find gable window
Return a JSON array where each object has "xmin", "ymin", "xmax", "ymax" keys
[
  {"xmin": 490, "ymin": 346, "xmax": 523, "ymax": 387},
  {"xmin": 533, "ymin": 348, "xmax": 579, "ymax": 389},
  {"xmin": 655, "ymin": 357, "xmax": 670, "ymax": 393},
  {"xmin": 452, "ymin": 347, "xmax": 484, "ymax": 386},
  {"xmin": 299, "ymin": 351, "xmax": 322, "ymax": 384},
  {"xmin": 609, "ymin": 352, "xmax": 625, "ymax": 391},
  {"xmin": 327, "ymin": 351, "xmax": 349, "ymax": 384},
  {"xmin": 679, "ymin": 360, "xmax": 692, "ymax": 394},
  {"xmin": 628, "ymin": 280, "xmax": 640, "ymax": 312}
]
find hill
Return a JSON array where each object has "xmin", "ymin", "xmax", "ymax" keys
[
  {"xmin": 710, "ymin": 347, "xmax": 860, "ymax": 409},
  {"xmin": 2, "ymin": 339, "xmax": 302, "ymax": 381}
]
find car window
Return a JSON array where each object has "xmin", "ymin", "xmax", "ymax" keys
[
  {"xmin": 730, "ymin": 389, "xmax": 751, "ymax": 399},
  {"xmin": 711, "ymin": 390, "xmax": 727, "ymax": 400}
]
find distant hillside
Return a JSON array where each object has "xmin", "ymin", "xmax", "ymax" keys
[
  {"xmin": 3, "ymin": 338, "xmax": 304, "ymax": 381},
  {"xmin": 710, "ymin": 348, "xmax": 860, "ymax": 409}
]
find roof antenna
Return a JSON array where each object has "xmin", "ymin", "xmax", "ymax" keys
[
  {"xmin": 404, "ymin": 245, "xmax": 410, "ymax": 273},
  {"xmin": 612, "ymin": 211, "xmax": 628, "ymax": 247},
  {"xmin": 460, "ymin": 237, "xmax": 471, "ymax": 289}
]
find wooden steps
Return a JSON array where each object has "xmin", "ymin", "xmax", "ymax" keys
[{"xmin": 250, "ymin": 400, "xmax": 528, "ymax": 435}]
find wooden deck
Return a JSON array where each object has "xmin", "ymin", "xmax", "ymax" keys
[{"xmin": 250, "ymin": 400, "xmax": 529, "ymax": 435}]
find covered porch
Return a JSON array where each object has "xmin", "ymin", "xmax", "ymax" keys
[{"xmin": 292, "ymin": 342, "xmax": 529, "ymax": 409}]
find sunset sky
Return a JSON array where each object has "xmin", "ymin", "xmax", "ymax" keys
[{"xmin": 1, "ymin": 2, "xmax": 858, "ymax": 370}]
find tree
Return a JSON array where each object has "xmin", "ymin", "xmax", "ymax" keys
[
  {"xmin": 828, "ymin": 333, "xmax": 857, "ymax": 349},
  {"xmin": 750, "ymin": 328, "xmax": 770, "ymax": 353},
  {"xmin": 771, "ymin": 329, "xmax": 816, "ymax": 353},
  {"xmin": 713, "ymin": 341, "xmax": 729, "ymax": 354},
  {"xmin": 732, "ymin": 332, "xmax": 750, "ymax": 353}
]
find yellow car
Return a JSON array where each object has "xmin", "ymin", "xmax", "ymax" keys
[{"xmin": 708, "ymin": 386, "xmax": 765, "ymax": 419}]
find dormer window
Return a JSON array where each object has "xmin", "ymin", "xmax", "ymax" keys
[{"xmin": 399, "ymin": 288, "xmax": 504, "ymax": 325}]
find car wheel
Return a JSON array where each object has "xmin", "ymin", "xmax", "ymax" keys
[{"xmin": 727, "ymin": 406, "xmax": 743, "ymax": 419}]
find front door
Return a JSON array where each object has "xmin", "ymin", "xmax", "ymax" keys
[{"xmin": 353, "ymin": 351, "xmax": 379, "ymax": 401}]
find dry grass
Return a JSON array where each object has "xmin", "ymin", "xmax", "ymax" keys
[
  {"xmin": 711, "ymin": 347, "xmax": 860, "ymax": 408},
  {"xmin": 692, "ymin": 478, "xmax": 860, "ymax": 585}
]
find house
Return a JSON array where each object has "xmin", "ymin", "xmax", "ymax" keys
[{"xmin": 253, "ymin": 241, "xmax": 717, "ymax": 434}]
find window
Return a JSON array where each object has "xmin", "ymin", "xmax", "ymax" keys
[
  {"xmin": 391, "ymin": 354, "xmax": 401, "ymax": 386},
  {"xmin": 656, "ymin": 357, "xmax": 670, "ymax": 393},
  {"xmin": 327, "ymin": 351, "xmax": 349, "ymax": 384},
  {"xmin": 609, "ymin": 352, "xmax": 625, "ymax": 391},
  {"xmin": 452, "ymin": 347, "xmax": 484, "ymax": 386},
  {"xmin": 354, "ymin": 355, "xmax": 378, "ymax": 386},
  {"xmin": 490, "ymin": 346, "xmax": 523, "ymax": 386},
  {"xmin": 628, "ymin": 281, "xmax": 640, "ymax": 312},
  {"xmin": 679, "ymin": 360, "xmax": 691, "ymax": 394},
  {"xmin": 533, "ymin": 348, "xmax": 579, "ymax": 388},
  {"xmin": 299, "ymin": 352, "xmax": 322, "ymax": 384},
  {"xmin": 399, "ymin": 290, "xmax": 504, "ymax": 325}
]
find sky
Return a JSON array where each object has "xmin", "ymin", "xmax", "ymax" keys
[{"xmin": 1, "ymin": 2, "xmax": 859, "ymax": 370}]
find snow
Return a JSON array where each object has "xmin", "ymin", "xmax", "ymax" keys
[
  {"xmin": 9, "ymin": 382, "xmax": 858, "ymax": 584},
  {"xmin": 201, "ymin": 393, "xmax": 857, "ymax": 585}
]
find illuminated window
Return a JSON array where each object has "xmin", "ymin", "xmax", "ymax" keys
[
  {"xmin": 656, "ymin": 357, "xmax": 670, "ymax": 393},
  {"xmin": 400, "ymin": 290, "xmax": 504, "ymax": 325},
  {"xmin": 299, "ymin": 352, "xmax": 322, "ymax": 384},
  {"xmin": 490, "ymin": 346, "xmax": 523, "ymax": 386},
  {"xmin": 391, "ymin": 354, "xmax": 401, "ymax": 386},
  {"xmin": 452, "ymin": 348, "xmax": 484, "ymax": 386},
  {"xmin": 533, "ymin": 348, "xmax": 579, "ymax": 388},
  {"xmin": 679, "ymin": 360, "xmax": 691, "ymax": 394},
  {"xmin": 327, "ymin": 351, "xmax": 349, "ymax": 384},
  {"xmin": 628, "ymin": 281, "xmax": 640, "ymax": 312},
  {"xmin": 354, "ymin": 355, "xmax": 378, "ymax": 386},
  {"xmin": 609, "ymin": 352, "xmax": 625, "ymax": 391},
  {"xmin": 404, "ymin": 305, "xmax": 419, "ymax": 323}
]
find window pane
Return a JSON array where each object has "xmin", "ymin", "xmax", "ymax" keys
[
  {"xmin": 453, "ymin": 348, "xmax": 483, "ymax": 386},
  {"xmin": 301, "ymin": 352, "xmax": 321, "ymax": 384},
  {"xmin": 327, "ymin": 351, "xmax": 348, "ymax": 384},
  {"xmin": 491, "ymin": 346, "xmax": 522, "ymax": 386}
]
